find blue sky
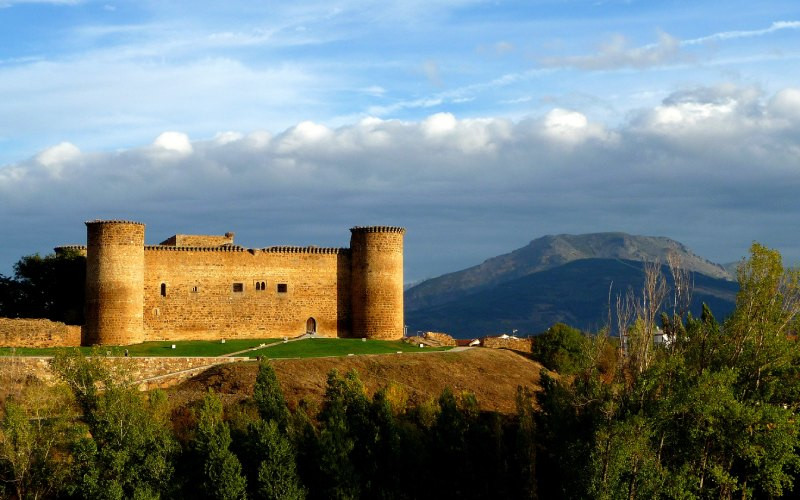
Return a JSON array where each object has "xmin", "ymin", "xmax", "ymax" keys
[{"xmin": 1, "ymin": 0, "xmax": 799, "ymax": 281}]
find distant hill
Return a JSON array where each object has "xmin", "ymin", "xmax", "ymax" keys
[
  {"xmin": 406, "ymin": 232, "xmax": 733, "ymax": 313},
  {"xmin": 406, "ymin": 258, "xmax": 738, "ymax": 338}
]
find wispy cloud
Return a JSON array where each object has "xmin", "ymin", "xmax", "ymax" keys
[
  {"xmin": 683, "ymin": 20, "xmax": 800, "ymax": 46},
  {"xmin": 540, "ymin": 21, "xmax": 800, "ymax": 71},
  {"xmin": 0, "ymin": 0, "xmax": 81, "ymax": 6},
  {"xmin": 541, "ymin": 31, "xmax": 683, "ymax": 70}
]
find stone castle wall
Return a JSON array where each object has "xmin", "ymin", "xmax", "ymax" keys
[
  {"xmin": 0, "ymin": 318, "xmax": 81, "ymax": 348},
  {"xmin": 160, "ymin": 234, "xmax": 234, "ymax": 247},
  {"xmin": 142, "ymin": 247, "xmax": 351, "ymax": 341},
  {"xmin": 75, "ymin": 220, "xmax": 405, "ymax": 345},
  {"xmin": 85, "ymin": 221, "xmax": 145, "ymax": 345},
  {"xmin": 350, "ymin": 227, "xmax": 405, "ymax": 340}
]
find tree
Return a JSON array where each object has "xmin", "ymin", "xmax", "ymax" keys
[
  {"xmin": 252, "ymin": 359, "xmax": 290, "ymax": 431},
  {"xmin": 0, "ymin": 383, "xmax": 78, "ymax": 499},
  {"xmin": 249, "ymin": 419, "xmax": 305, "ymax": 500},
  {"xmin": 315, "ymin": 370, "xmax": 360, "ymax": 500},
  {"xmin": 194, "ymin": 391, "xmax": 248, "ymax": 500},
  {"xmin": 531, "ymin": 322, "xmax": 588, "ymax": 375},
  {"xmin": 0, "ymin": 249, "xmax": 86, "ymax": 324},
  {"xmin": 52, "ymin": 350, "xmax": 178, "ymax": 499}
]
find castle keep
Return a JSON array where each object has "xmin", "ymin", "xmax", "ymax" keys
[{"xmin": 68, "ymin": 220, "xmax": 405, "ymax": 346}]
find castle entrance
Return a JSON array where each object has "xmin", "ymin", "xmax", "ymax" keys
[{"xmin": 306, "ymin": 317, "xmax": 317, "ymax": 334}]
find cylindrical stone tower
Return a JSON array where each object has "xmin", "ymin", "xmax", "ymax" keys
[
  {"xmin": 84, "ymin": 220, "xmax": 145, "ymax": 345},
  {"xmin": 350, "ymin": 226, "xmax": 406, "ymax": 339}
]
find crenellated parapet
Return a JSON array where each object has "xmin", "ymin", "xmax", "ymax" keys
[
  {"xmin": 142, "ymin": 245, "xmax": 347, "ymax": 254},
  {"xmin": 350, "ymin": 226, "xmax": 406, "ymax": 234},
  {"xmin": 54, "ymin": 245, "xmax": 88, "ymax": 256}
]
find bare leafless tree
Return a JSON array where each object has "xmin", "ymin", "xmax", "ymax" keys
[
  {"xmin": 625, "ymin": 261, "xmax": 668, "ymax": 374},
  {"xmin": 667, "ymin": 251, "xmax": 693, "ymax": 320},
  {"xmin": 615, "ymin": 287, "xmax": 635, "ymax": 352}
]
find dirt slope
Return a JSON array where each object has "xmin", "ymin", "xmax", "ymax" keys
[{"xmin": 172, "ymin": 348, "xmax": 543, "ymax": 414}]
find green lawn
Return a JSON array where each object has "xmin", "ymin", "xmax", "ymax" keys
[
  {"xmin": 240, "ymin": 338, "xmax": 451, "ymax": 359},
  {"xmin": 0, "ymin": 338, "xmax": 451, "ymax": 358},
  {"xmin": 0, "ymin": 338, "xmax": 281, "ymax": 357}
]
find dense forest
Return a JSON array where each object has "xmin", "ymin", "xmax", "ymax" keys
[{"xmin": 1, "ymin": 243, "xmax": 799, "ymax": 499}]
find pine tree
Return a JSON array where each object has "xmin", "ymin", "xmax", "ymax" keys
[
  {"xmin": 249, "ymin": 419, "xmax": 305, "ymax": 500},
  {"xmin": 252, "ymin": 359, "xmax": 290, "ymax": 430},
  {"xmin": 195, "ymin": 391, "xmax": 247, "ymax": 500}
]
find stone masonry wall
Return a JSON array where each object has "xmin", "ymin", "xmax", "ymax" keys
[
  {"xmin": 143, "ymin": 247, "xmax": 351, "ymax": 341},
  {"xmin": 0, "ymin": 356, "xmax": 249, "ymax": 388},
  {"xmin": 482, "ymin": 336, "xmax": 533, "ymax": 353},
  {"xmin": 350, "ymin": 227, "xmax": 405, "ymax": 339},
  {"xmin": 85, "ymin": 221, "xmax": 145, "ymax": 345},
  {"xmin": 0, "ymin": 318, "xmax": 81, "ymax": 347},
  {"xmin": 160, "ymin": 234, "xmax": 234, "ymax": 247},
  {"xmin": 423, "ymin": 331, "xmax": 457, "ymax": 346}
]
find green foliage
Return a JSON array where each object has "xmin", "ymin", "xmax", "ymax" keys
[
  {"xmin": 194, "ymin": 391, "xmax": 248, "ymax": 500},
  {"xmin": 0, "ymin": 249, "xmax": 86, "ymax": 324},
  {"xmin": 50, "ymin": 350, "xmax": 178, "ymax": 499},
  {"xmin": 252, "ymin": 359, "xmax": 290, "ymax": 430},
  {"xmin": 531, "ymin": 322, "xmax": 589, "ymax": 374},
  {"xmin": 0, "ymin": 384, "xmax": 79, "ymax": 499},
  {"xmin": 315, "ymin": 370, "xmax": 360, "ymax": 500},
  {"xmin": 534, "ymin": 242, "xmax": 800, "ymax": 498},
  {"xmin": 249, "ymin": 420, "xmax": 305, "ymax": 500}
]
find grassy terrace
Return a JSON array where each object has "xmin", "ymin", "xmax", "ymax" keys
[
  {"xmin": 0, "ymin": 338, "xmax": 451, "ymax": 358},
  {"xmin": 245, "ymin": 338, "xmax": 449, "ymax": 359},
  {"xmin": 0, "ymin": 338, "xmax": 282, "ymax": 357}
]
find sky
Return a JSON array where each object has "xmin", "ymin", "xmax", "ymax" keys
[{"xmin": 1, "ymin": 0, "xmax": 799, "ymax": 282}]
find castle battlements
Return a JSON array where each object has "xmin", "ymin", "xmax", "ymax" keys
[{"xmin": 78, "ymin": 220, "xmax": 405, "ymax": 346}]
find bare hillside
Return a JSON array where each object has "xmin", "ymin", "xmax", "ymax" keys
[{"xmin": 171, "ymin": 348, "xmax": 543, "ymax": 414}]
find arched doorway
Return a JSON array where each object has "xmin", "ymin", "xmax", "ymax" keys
[{"xmin": 306, "ymin": 317, "xmax": 317, "ymax": 334}]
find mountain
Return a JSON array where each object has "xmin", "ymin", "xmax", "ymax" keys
[
  {"xmin": 406, "ymin": 232, "xmax": 733, "ymax": 312},
  {"xmin": 405, "ymin": 258, "xmax": 738, "ymax": 338}
]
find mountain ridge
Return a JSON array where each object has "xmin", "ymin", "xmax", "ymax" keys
[
  {"xmin": 406, "ymin": 232, "xmax": 733, "ymax": 312},
  {"xmin": 405, "ymin": 258, "xmax": 738, "ymax": 338}
]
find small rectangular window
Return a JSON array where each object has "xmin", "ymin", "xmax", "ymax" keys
[
  {"xmin": 277, "ymin": 283, "xmax": 288, "ymax": 293},
  {"xmin": 191, "ymin": 286, "xmax": 199, "ymax": 293},
  {"xmin": 232, "ymin": 283, "xmax": 244, "ymax": 293}
]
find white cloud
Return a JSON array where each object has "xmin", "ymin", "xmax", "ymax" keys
[
  {"xmin": 2, "ymin": 85, "xmax": 800, "ymax": 279},
  {"xmin": 275, "ymin": 121, "xmax": 332, "ymax": 153},
  {"xmin": 769, "ymin": 88, "xmax": 800, "ymax": 118},
  {"xmin": 153, "ymin": 132, "xmax": 193, "ymax": 155},
  {"xmin": 35, "ymin": 141, "xmax": 81, "ymax": 167},
  {"xmin": 422, "ymin": 112, "xmax": 458, "ymax": 136},
  {"xmin": 213, "ymin": 131, "xmax": 244, "ymax": 145},
  {"xmin": 35, "ymin": 141, "xmax": 81, "ymax": 178}
]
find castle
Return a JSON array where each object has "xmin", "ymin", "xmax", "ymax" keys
[{"xmin": 58, "ymin": 220, "xmax": 405, "ymax": 346}]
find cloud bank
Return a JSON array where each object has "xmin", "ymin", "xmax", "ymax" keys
[{"xmin": 1, "ymin": 85, "xmax": 799, "ymax": 280}]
